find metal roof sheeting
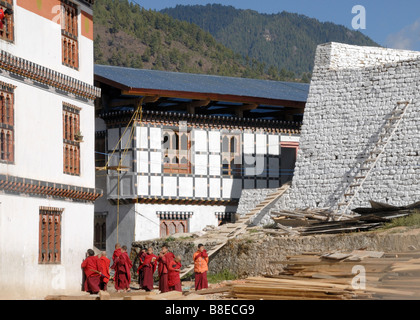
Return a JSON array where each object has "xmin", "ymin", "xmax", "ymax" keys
[{"xmin": 94, "ymin": 65, "xmax": 309, "ymax": 103}]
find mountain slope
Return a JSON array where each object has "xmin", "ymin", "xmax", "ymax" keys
[
  {"xmin": 93, "ymin": 0, "xmax": 299, "ymax": 81},
  {"xmin": 161, "ymin": 4, "xmax": 380, "ymax": 75}
]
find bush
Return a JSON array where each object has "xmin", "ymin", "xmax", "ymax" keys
[
  {"xmin": 380, "ymin": 210, "xmax": 420, "ymax": 230},
  {"xmin": 207, "ymin": 269, "xmax": 238, "ymax": 284}
]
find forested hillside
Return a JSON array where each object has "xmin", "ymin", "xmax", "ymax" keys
[
  {"xmin": 93, "ymin": 0, "xmax": 299, "ymax": 82},
  {"xmin": 161, "ymin": 4, "xmax": 380, "ymax": 75}
]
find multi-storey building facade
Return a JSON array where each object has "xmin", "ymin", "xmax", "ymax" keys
[
  {"xmin": 0, "ymin": 0, "xmax": 101, "ymax": 299},
  {"xmin": 94, "ymin": 65, "xmax": 308, "ymax": 256}
]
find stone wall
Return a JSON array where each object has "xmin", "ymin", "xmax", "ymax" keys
[
  {"xmin": 131, "ymin": 228, "xmax": 420, "ymax": 278},
  {"xmin": 236, "ymin": 188, "xmax": 276, "ymax": 226},
  {"xmin": 276, "ymin": 42, "xmax": 420, "ymax": 211}
]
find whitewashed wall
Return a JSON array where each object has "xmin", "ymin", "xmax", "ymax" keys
[
  {"xmin": 0, "ymin": 4, "xmax": 94, "ymax": 85},
  {"xmin": 0, "ymin": 195, "xmax": 94, "ymax": 299},
  {"xmin": 276, "ymin": 42, "xmax": 420, "ymax": 211},
  {"xmin": 133, "ymin": 203, "xmax": 228, "ymax": 241},
  {"xmin": 0, "ymin": 75, "xmax": 95, "ymax": 189}
]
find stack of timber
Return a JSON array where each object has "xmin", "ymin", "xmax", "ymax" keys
[
  {"xmin": 227, "ymin": 250, "xmax": 420, "ymax": 300},
  {"xmin": 45, "ymin": 289, "xmax": 207, "ymax": 301},
  {"xmin": 270, "ymin": 200, "xmax": 420, "ymax": 236}
]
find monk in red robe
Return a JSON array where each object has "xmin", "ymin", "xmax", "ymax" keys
[
  {"xmin": 98, "ymin": 251, "xmax": 111, "ymax": 291},
  {"xmin": 81, "ymin": 249, "xmax": 101, "ymax": 294},
  {"xmin": 157, "ymin": 244, "xmax": 175, "ymax": 293},
  {"xmin": 193, "ymin": 244, "xmax": 209, "ymax": 291},
  {"xmin": 114, "ymin": 245, "xmax": 133, "ymax": 292},
  {"xmin": 168, "ymin": 255, "xmax": 182, "ymax": 292},
  {"xmin": 137, "ymin": 247, "xmax": 157, "ymax": 291},
  {"xmin": 111, "ymin": 243, "xmax": 122, "ymax": 271},
  {"xmin": 137, "ymin": 248, "xmax": 147, "ymax": 288}
]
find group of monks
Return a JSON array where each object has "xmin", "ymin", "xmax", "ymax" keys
[
  {"xmin": 80, "ymin": 249, "xmax": 111, "ymax": 294},
  {"xmin": 80, "ymin": 243, "xmax": 209, "ymax": 294}
]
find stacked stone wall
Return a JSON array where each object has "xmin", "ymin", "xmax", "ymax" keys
[{"xmin": 276, "ymin": 42, "xmax": 420, "ymax": 211}]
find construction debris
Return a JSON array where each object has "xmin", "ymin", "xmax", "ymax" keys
[
  {"xmin": 270, "ymin": 201, "xmax": 420, "ymax": 236},
  {"xmin": 226, "ymin": 249, "xmax": 420, "ymax": 300}
]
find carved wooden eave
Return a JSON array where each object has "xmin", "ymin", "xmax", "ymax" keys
[
  {"xmin": 0, "ymin": 50, "xmax": 101, "ymax": 100},
  {"xmin": 100, "ymin": 109, "xmax": 302, "ymax": 135}
]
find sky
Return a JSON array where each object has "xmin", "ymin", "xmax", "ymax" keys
[{"xmin": 131, "ymin": 0, "xmax": 420, "ymax": 51}]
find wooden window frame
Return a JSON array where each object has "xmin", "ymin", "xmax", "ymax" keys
[
  {"xmin": 61, "ymin": 0, "xmax": 79, "ymax": 70},
  {"xmin": 0, "ymin": 0, "xmax": 14, "ymax": 43},
  {"xmin": 162, "ymin": 128, "xmax": 191, "ymax": 174},
  {"xmin": 39, "ymin": 207, "xmax": 63, "ymax": 265},
  {"xmin": 221, "ymin": 133, "xmax": 242, "ymax": 176},
  {"xmin": 63, "ymin": 103, "xmax": 81, "ymax": 176},
  {"xmin": 0, "ymin": 83, "xmax": 14, "ymax": 164}
]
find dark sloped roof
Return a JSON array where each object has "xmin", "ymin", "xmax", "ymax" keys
[{"xmin": 94, "ymin": 65, "xmax": 309, "ymax": 103}]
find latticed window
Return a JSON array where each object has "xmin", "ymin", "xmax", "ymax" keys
[
  {"xmin": 221, "ymin": 133, "xmax": 242, "ymax": 176},
  {"xmin": 63, "ymin": 103, "xmax": 81, "ymax": 175},
  {"xmin": 0, "ymin": 0, "xmax": 14, "ymax": 42},
  {"xmin": 0, "ymin": 82, "xmax": 14, "ymax": 163},
  {"xmin": 162, "ymin": 128, "xmax": 191, "ymax": 174},
  {"xmin": 39, "ymin": 207, "xmax": 63, "ymax": 264},
  {"xmin": 61, "ymin": 0, "xmax": 79, "ymax": 69}
]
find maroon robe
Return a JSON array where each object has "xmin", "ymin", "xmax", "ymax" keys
[
  {"xmin": 81, "ymin": 256, "xmax": 101, "ymax": 294},
  {"xmin": 157, "ymin": 252, "xmax": 175, "ymax": 293},
  {"xmin": 137, "ymin": 251, "xmax": 147, "ymax": 287},
  {"xmin": 195, "ymin": 272, "xmax": 208, "ymax": 291},
  {"xmin": 138, "ymin": 253, "xmax": 157, "ymax": 291},
  {"xmin": 111, "ymin": 248, "xmax": 122, "ymax": 270},
  {"xmin": 114, "ymin": 252, "xmax": 133, "ymax": 291}
]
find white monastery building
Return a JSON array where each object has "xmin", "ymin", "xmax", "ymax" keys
[
  {"xmin": 0, "ymin": 0, "xmax": 101, "ymax": 299},
  {"xmin": 93, "ymin": 66, "xmax": 309, "ymax": 256}
]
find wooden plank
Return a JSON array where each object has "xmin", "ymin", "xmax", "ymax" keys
[
  {"xmin": 175, "ymin": 294, "xmax": 207, "ymax": 300},
  {"xmin": 145, "ymin": 291, "xmax": 183, "ymax": 300},
  {"xmin": 186, "ymin": 286, "xmax": 232, "ymax": 296}
]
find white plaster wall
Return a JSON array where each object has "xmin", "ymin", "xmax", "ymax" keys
[
  {"xmin": 0, "ymin": 195, "xmax": 94, "ymax": 299},
  {"xmin": 0, "ymin": 5, "xmax": 94, "ymax": 85},
  {"xmin": 134, "ymin": 203, "xmax": 223, "ymax": 241},
  {"xmin": 208, "ymin": 130, "xmax": 220, "ymax": 153},
  {"xmin": 0, "ymin": 75, "xmax": 95, "ymax": 189}
]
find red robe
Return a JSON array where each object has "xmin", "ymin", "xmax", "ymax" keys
[
  {"xmin": 111, "ymin": 248, "xmax": 122, "ymax": 270},
  {"xmin": 168, "ymin": 260, "xmax": 182, "ymax": 292},
  {"xmin": 81, "ymin": 256, "xmax": 101, "ymax": 294},
  {"xmin": 157, "ymin": 252, "xmax": 175, "ymax": 293},
  {"xmin": 114, "ymin": 252, "xmax": 133, "ymax": 290},
  {"xmin": 98, "ymin": 256, "xmax": 111, "ymax": 291},
  {"xmin": 137, "ymin": 253, "xmax": 157, "ymax": 291}
]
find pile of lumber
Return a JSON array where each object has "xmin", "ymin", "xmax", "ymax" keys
[
  {"xmin": 270, "ymin": 201, "xmax": 420, "ymax": 236},
  {"xmin": 227, "ymin": 250, "xmax": 420, "ymax": 300},
  {"xmin": 45, "ymin": 289, "xmax": 207, "ymax": 301}
]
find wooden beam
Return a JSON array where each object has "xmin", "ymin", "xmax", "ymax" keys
[
  {"xmin": 235, "ymin": 103, "xmax": 258, "ymax": 117},
  {"xmin": 122, "ymin": 88, "xmax": 306, "ymax": 108}
]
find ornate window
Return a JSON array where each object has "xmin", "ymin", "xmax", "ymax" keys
[
  {"xmin": 0, "ymin": 0, "xmax": 14, "ymax": 42},
  {"xmin": 61, "ymin": 0, "xmax": 79, "ymax": 69},
  {"xmin": 0, "ymin": 82, "xmax": 14, "ymax": 163},
  {"xmin": 39, "ymin": 207, "xmax": 63, "ymax": 264},
  {"xmin": 162, "ymin": 128, "xmax": 191, "ymax": 174},
  {"xmin": 221, "ymin": 133, "xmax": 241, "ymax": 176},
  {"xmin": 157, "ymin": 211, "xmax": 192, "ymax": 238},
  {"xmin": 63, "ymin": 103, "xmax": 81, "ymax": 175}
]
